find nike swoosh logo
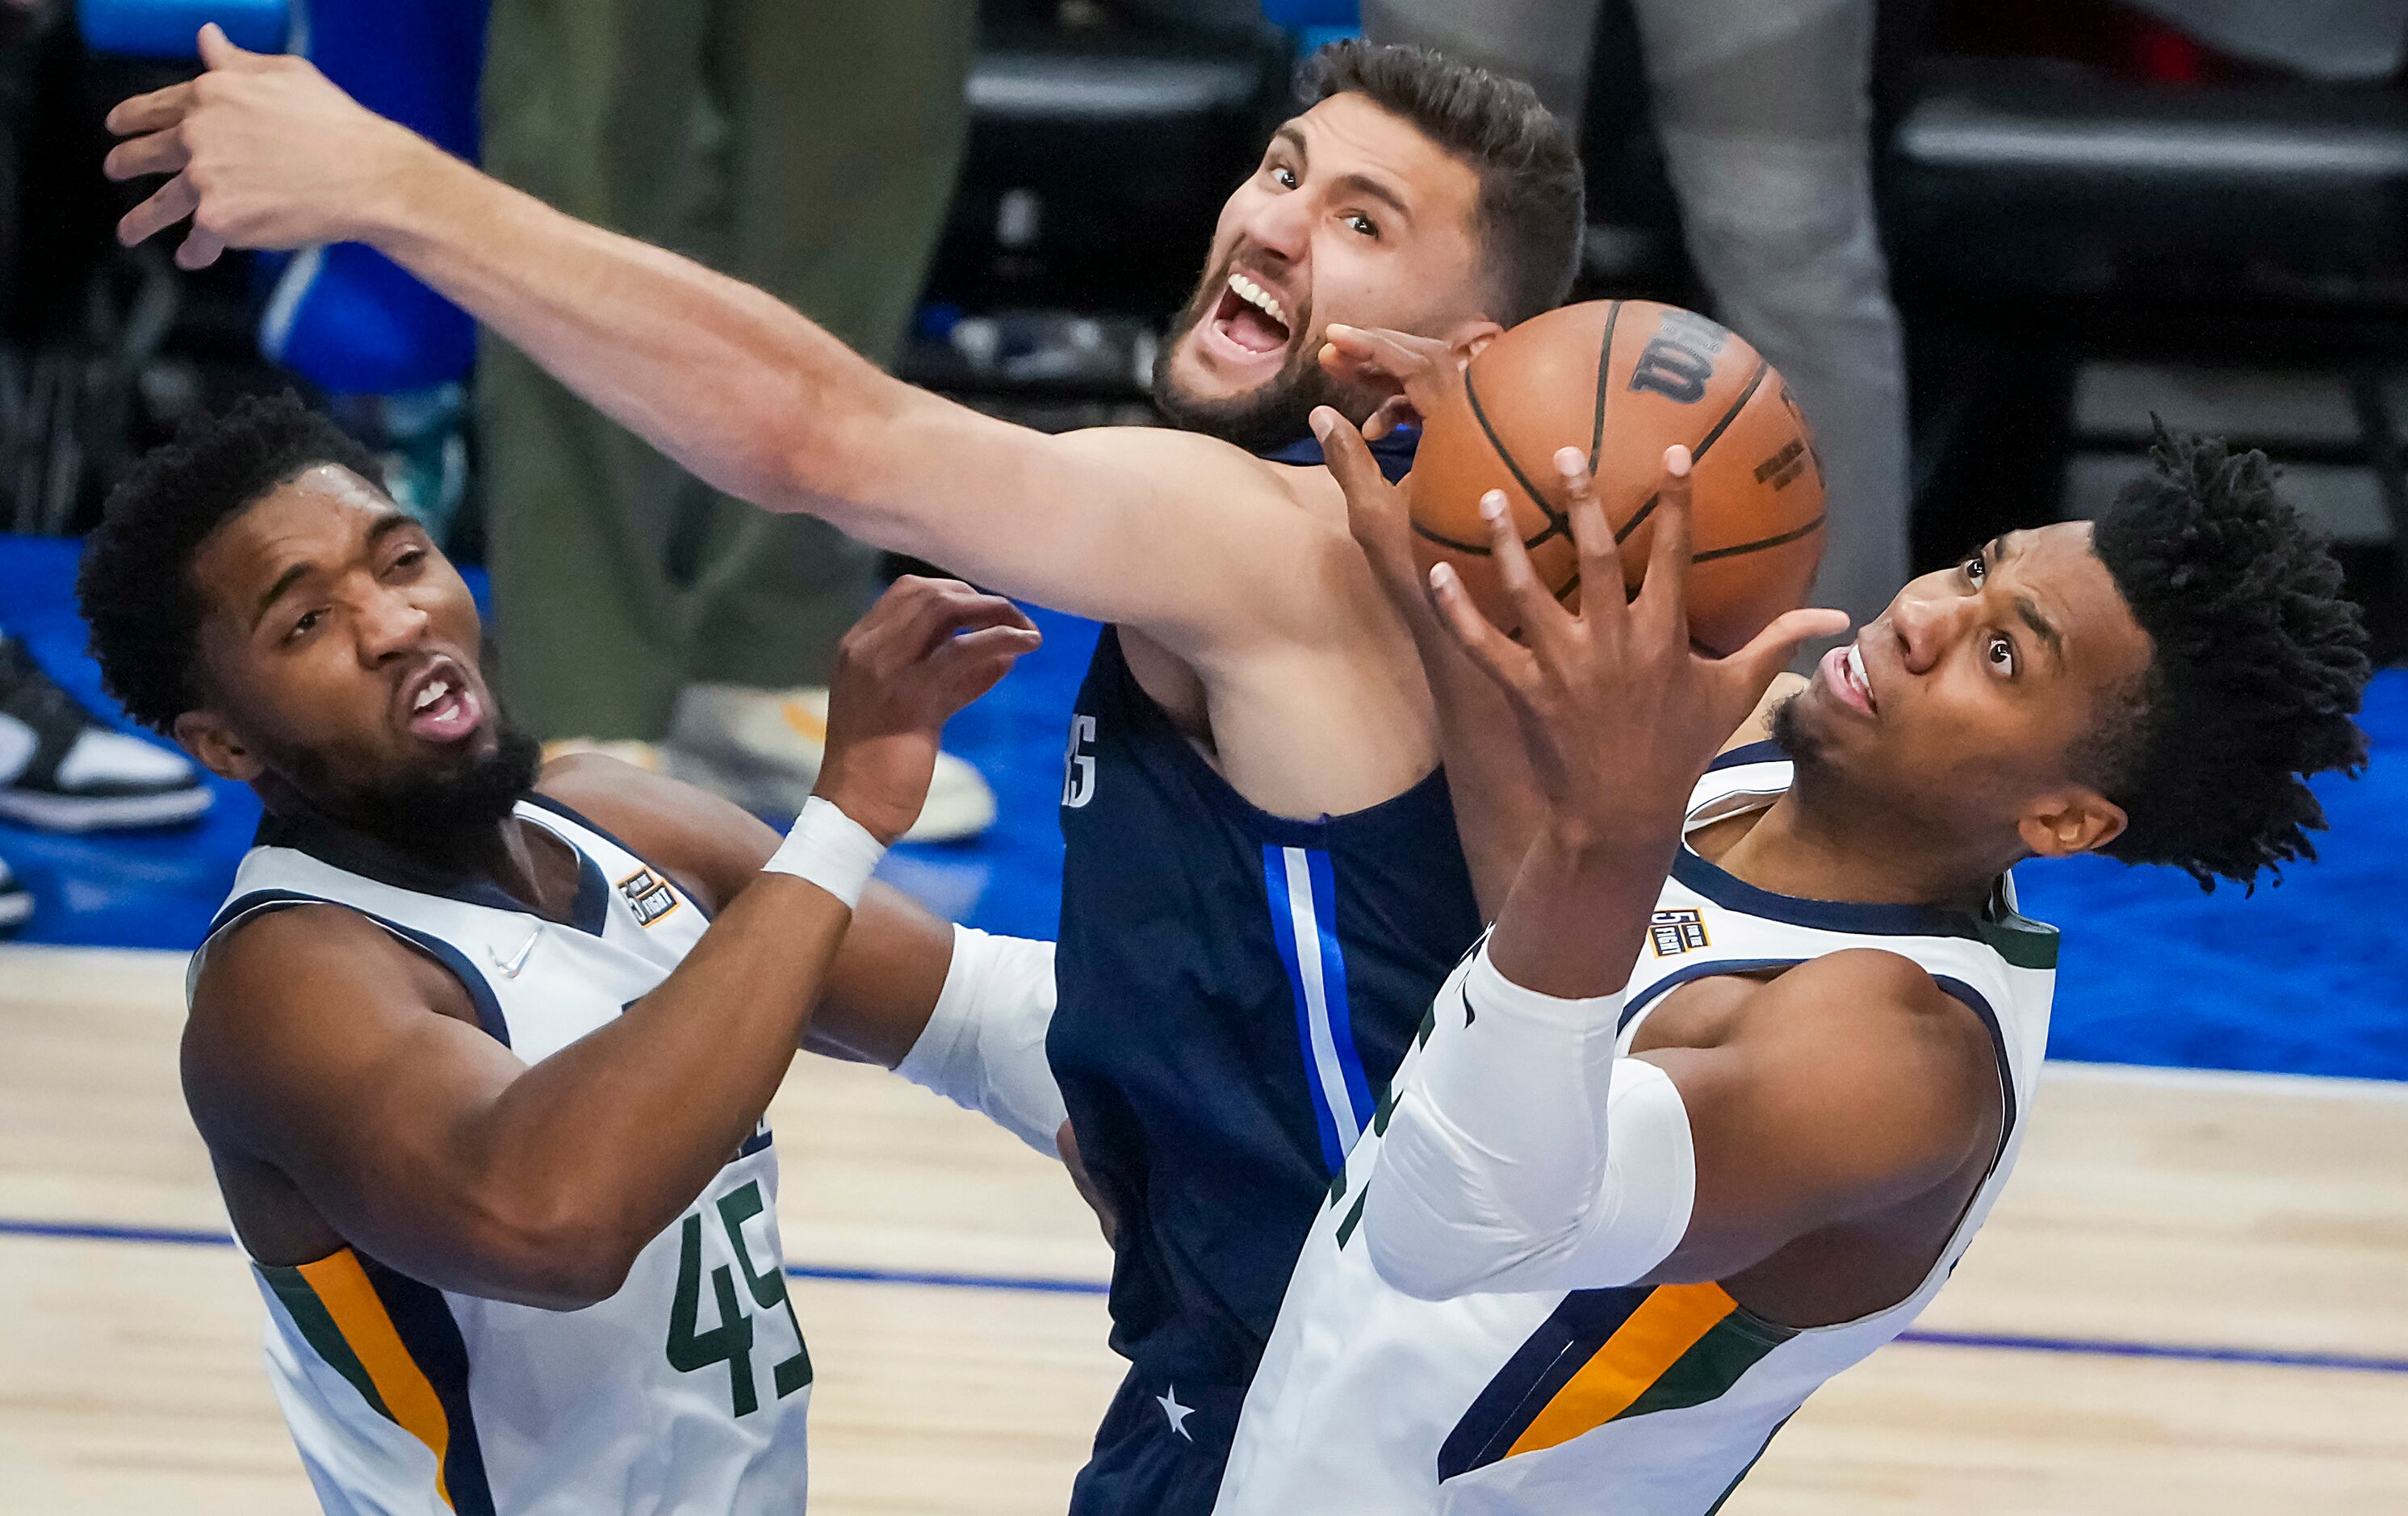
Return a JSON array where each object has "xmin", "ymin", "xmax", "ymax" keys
[{"xmin": 490, "ymin": 928, "xmax": 540, "ymax": 979}]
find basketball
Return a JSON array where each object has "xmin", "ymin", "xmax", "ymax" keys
[{"xmin": 1407, "ymin": 299, "xmax": 1828, "ymax": 653}]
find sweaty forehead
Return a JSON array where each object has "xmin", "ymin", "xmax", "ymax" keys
[
  {"xmin": 1289, "ymin": 93, "xmax": 1480, "ymax": 216},
  {"xmin": 2009, "ymin": 521, "xmax": 2151, "ymax": 687}
]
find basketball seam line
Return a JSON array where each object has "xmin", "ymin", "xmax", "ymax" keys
[
  {"xmin": 1691, "ymin": 513, "xmax": 1828, "ymax": 563},
  {"xmin": 1692, "ymin": 358, "xmax": 1769, "ymax": 464},
  {"xmin": 1588, "ymin": 300, "xmax": 1623, "ymax": 472},
  {"xmin": 1504, "ymin": 513, "xmax": 1828, "ymax": 620},
  {"xmin": 1413, "ymin": 521, "xmax": 1494, "ymax": 555},
  {"xmin": 1602, "ymin": 351, "xmax": 1774, "ymax": 551},
  {"xmin": 1418, "ymin": 335, "xmax": 1778, "ymax": 563},
  {"xmin": 1463, "ymin": 361, "xmax": 1571, "ymax": 542}
]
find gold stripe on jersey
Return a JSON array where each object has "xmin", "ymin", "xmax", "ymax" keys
[
  {"xmin": 1440, "ymin": 1281, "xmax": 1798, "ymax": 1480},
  {"xmin": 297, "ymin": 1250, "xmax": 463, "ymax": 1510},
  {"xmin": 1509, "ymin": 1284, "xmax": 1739, "ymax": 1457}
]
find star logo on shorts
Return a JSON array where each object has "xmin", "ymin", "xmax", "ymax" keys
[{"xmin": 1156, "ymin": 1384, "xmax": 1195, "ymax": 1442}]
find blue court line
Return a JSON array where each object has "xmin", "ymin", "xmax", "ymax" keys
[
  {"xmin": 782, "ymin": 1260, "xmax": 1109, "ymax": 1296},
  {"xmin": 1895, "ymin": 1328, "xmax": 2408, "ymax": 1375},
  {"xmin": 8, "ymin": 1215, "xmax": 2406, "ymax": 1376},
  {"xmin": 0, "ymin": 1216, "xmax": 1113, "ymax": 1296}
]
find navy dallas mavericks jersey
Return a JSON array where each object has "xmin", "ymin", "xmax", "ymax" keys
[{"xmin": 1047, "ymin": 429, "xmax": 1481, "ymax": 1511}]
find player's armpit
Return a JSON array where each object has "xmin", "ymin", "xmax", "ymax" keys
[{"xmin": 1635, "ymin": 949, "xmax": 2004, "ymax": 1284}]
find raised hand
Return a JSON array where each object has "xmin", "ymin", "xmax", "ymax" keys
[
  {"xmin": 1429, "ymin": 443, "xmax": 1847, "ymax": 847},
  {"xmin": 1311, "ymin": 404, "xmax": 1422, "ymax": 616},
  {"xmin": 815, "ymin": 577, "xmax": 1041, "ymax": 845},
  {"xmin": 1317, "ymin": 322, "xmax": 1474, "ymax": 442},
  {"xmin": 103, "ymin": 23, "xmax": 432, "ymax": 270}
]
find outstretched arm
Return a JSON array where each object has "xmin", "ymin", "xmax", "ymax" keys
[
  {"xmin": 186, "ymin": 580, "xmax": 1039, "ymax": 1309},
  {"xmin": 104, "ymin": 28, "xmax": 1327, "ymax": 643}
]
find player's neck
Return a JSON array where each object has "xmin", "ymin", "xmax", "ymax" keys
[
  {"xmin": 1696, "ymin": 787, "xmax": 2008, "ymax": 917},
  {"xmin": 262, "ymin": 782, "xmax": 576, "ymax": 921}
]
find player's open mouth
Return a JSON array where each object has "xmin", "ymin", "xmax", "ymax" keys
[
  {"xmin": 399, "ymin": 659, "xmax": 485, "ymax": 744},
  {"xmin": 1818, "ymin": 641, "xmax": 1878, "ymax": 717},
  {"xmin": 1208, "ymin": 270, "xmax": 1294, "ymax": 359}
]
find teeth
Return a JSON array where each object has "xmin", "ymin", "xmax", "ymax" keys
[
  {"xmin": 1227, "ymin": 272, "xmax": 1287, "ymax": 326},
  {"xmin": 1844, "ymin": 645, "xmax": 1869, "ymax": 705},
  {"xmin": 413, "ymin": 679, "xmax": 450, "ymax": 713}
]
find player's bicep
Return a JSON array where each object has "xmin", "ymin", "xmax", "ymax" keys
[
  {"xmin": 1641, "ymin": 959, "xmax": 1998, "ymax": 1279},
  {"xmin": 844, "ymin": 413, "xmax": 1329, "ymax": 642},
  {"xmin": 186, "ymin": 913, "xmax": 543, "ymax": 1285}
]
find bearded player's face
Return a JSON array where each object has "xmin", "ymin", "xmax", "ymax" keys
[
  {"xmin": 177, "ymin": 467, "xmax": 534, "ymax": 844},
  {"xmin": 1154, "ymin": 92, "xmax": 1497, "ymax": 452}
]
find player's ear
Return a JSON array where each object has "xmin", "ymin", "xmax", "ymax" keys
[
  {"xmin": 2016, "ymin": 787, "xmax": 2126, "ymax": 860},
  {"xmin": 1447, "ymin": 318, "xmax": 1506, "ymax": 365},
  {"xmin": 174, "ymin": 708, "xmax": 262, "ymax": 784}
]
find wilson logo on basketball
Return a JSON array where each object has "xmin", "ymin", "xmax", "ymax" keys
[
  {"xmin": 1626, "ymin": 310, "xmax": 1729, "ymax": 404},
  {"xmin": 1404, "ymin": 298, "xmax": 1830, "ymax": 656}
]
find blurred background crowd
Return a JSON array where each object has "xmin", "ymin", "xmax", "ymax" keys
[{"xmin": 0, "ymin": 0, "xmax": 2403, "ymax": 967}]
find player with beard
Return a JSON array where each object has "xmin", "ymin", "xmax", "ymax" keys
[
  {"xmin": 103, "ymin": 32, "xmax": 1607, "ymax": 1511},
  {"xmin": 76, "ymin": 395, "xmax": 1070, "ymax": 1514}
]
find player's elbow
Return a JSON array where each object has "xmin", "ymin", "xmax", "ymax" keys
[
  {"xmin": 761, "ymin": 408, "xmax": 844, "ymax": 516},
  {"xmin": 511, "ymin": 1245, "xmax": 637, "ymax": 1313},
  {"xmin": 1367, "ymin": 1233, "xmax": 1491, "ymax": 1302},
  {"xmin": 1361, "ymin": 1188, "xmax": 1532, "ymax": 1302},
  {"xmin": 761, "ymin": 378, "xmax": 891, "ymax": 528},
  {"xmin": 454, "ymin": 1198, "xmax": 645, "ymax": 1311}
]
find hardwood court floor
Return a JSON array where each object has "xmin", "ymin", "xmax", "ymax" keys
[{"xmin": 3, "ymin": 944, "xmax": 2405, "ymax": 1514}]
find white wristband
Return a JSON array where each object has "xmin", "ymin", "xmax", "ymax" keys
[{"xmin": 763, "ymin": 796, "xmax": 886, "ymax": 909}]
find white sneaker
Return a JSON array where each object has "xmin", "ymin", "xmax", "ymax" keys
[
  {"xmin": 665, "ymin": 683, "xmax": 998, "ymax": 842},
  {"xmin": 0, "ymin": 634, "xmax": 211, "ymax": 832}
]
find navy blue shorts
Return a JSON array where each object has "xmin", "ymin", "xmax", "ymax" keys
[{"xmin": 1067, "ymin": 1371, "xmax": 1250, "ymax": 1516}]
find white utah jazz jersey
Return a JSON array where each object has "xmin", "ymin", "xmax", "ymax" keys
[
  {"xmin": 191, "ymin": 797, "xmax": 812, "ymax": 1516},
  {"xmin": 1216, "ymin": 744, "xmax": 2057, "ymax": 1515}
]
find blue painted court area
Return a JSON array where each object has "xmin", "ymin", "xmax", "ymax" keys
[{"xmin": 3, "ymin": 530, "xmax": 2404, "ymax": 1080}]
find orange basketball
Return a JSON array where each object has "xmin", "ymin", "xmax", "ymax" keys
[{"xmin": 1407, "ymin": 299, "xmax": 1828, "ymax": 654}]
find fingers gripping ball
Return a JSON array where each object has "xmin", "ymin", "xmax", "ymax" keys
[{"xmin": 1407, "ymin": 299, "xmax": 1828, "ymax": 653}]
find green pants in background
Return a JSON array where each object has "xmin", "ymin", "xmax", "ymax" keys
[{"xmin": 478, "ymin": 0, "xmax": 978, "ymax": 742}]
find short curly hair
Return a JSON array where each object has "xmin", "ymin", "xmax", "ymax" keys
[
  {"xmin": 2087, "ymin": 424, "xmax": 2371, "ymax": 890},
  {"xmin": 78, "ymin": 392, "xmax": 384, "ymax": 734}
]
